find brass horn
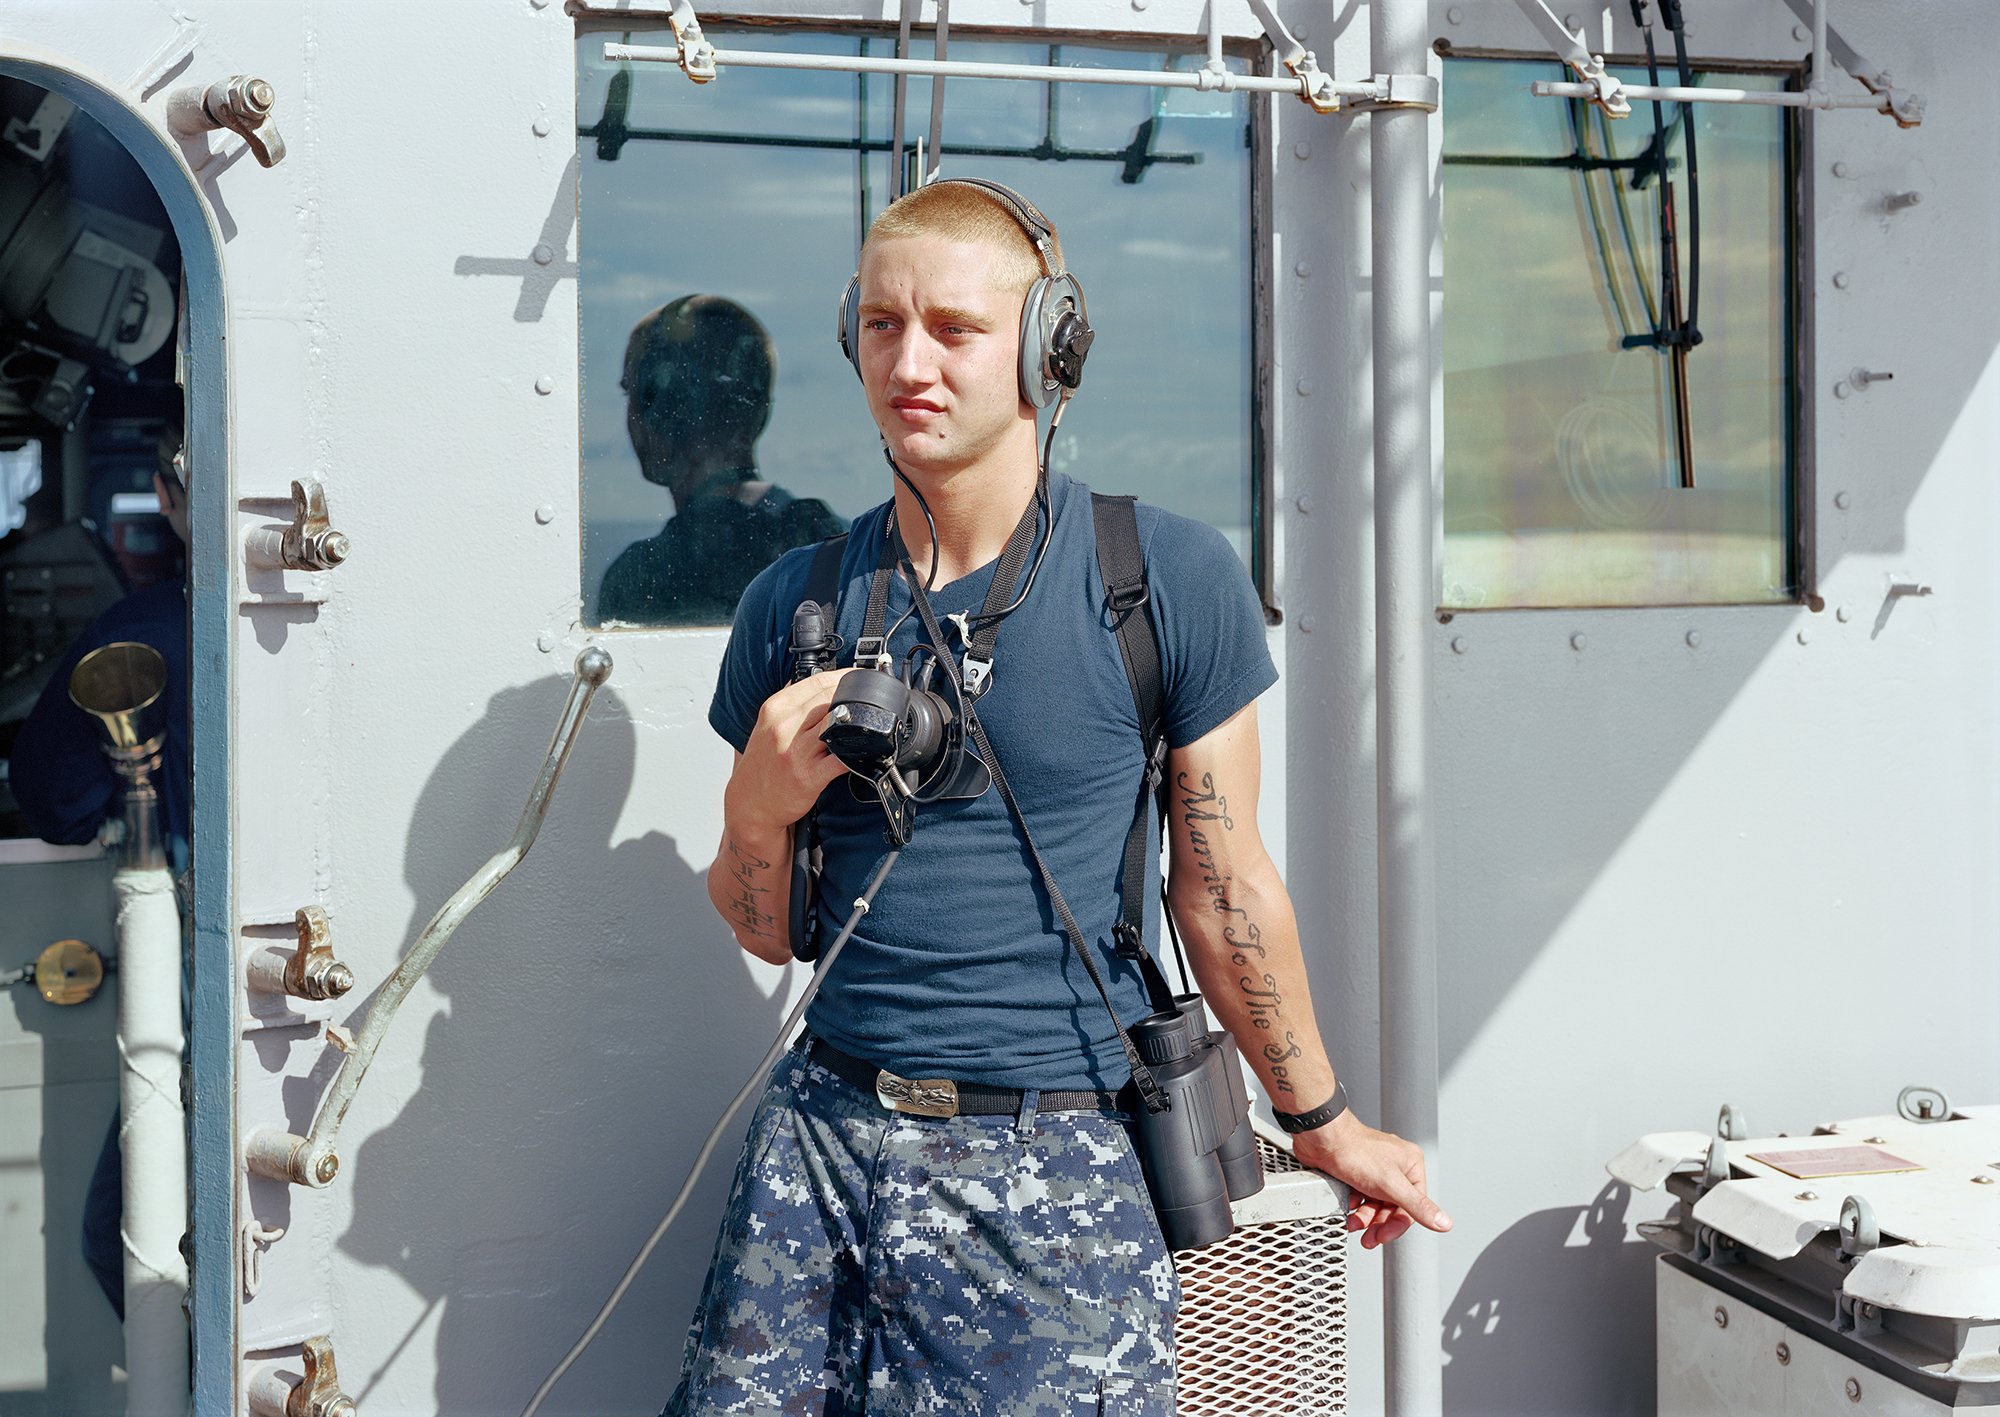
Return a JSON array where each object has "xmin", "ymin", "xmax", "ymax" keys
[{"xmin": 68, "ymin": 642, "xmax": 169, "ymax": 869}]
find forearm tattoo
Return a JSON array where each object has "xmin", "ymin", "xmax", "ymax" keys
[
  {"xmin": 723, "ymin": 837, "xmax": 778, "ymax": 942},
  {"xmin": 1178, "ymin": 770, "xmax": 1295, "ymax": 1096}
]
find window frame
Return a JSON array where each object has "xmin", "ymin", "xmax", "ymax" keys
[
  {"xmin": 571, "ymin": 15, "xmax": 1278, "ymax": 620},
  {"xmin": 1432, "ymin": 42, "xmax": 1810, "ymax": 614}
]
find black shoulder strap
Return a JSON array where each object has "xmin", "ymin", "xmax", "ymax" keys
[
  {"xmin": 804, "ymin": 532, "xmax": 849, "ymax": 624},
  {"xmin": 1091, "ymin": 494, "xmax": 1179, "ymax": 1009},
  {"xmin": 787, "ymin": 531, "xmax": 850, "ymax": 963}
]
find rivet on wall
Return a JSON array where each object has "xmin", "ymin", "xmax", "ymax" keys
[
  {"xmin": 535, "ymin": 505, "xmax": 556, "ymax": 525},
  {"xmin": 535, "ymin": 376, "xmax": 554, "ymax": 396}
]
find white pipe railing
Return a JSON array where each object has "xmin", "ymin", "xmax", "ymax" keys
[
  {"xmin": 116, "ymin": 865, "xmax": 189, "ymax": 1417},
  {"xmin": 603, "ymin": 41, "xmax": 1377, "ymax": 103},
  {"xmin": 1530, "ymin": 78, "xmax": 1890, "ymax": 111}
]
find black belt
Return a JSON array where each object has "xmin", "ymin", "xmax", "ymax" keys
[{"xmin": 807, "ymin": 1036, "xmax": 1123, "ymax": 1119}]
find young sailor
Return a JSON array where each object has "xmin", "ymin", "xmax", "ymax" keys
[{"xmin": 672, "ymin": 179, "xmax": 1448, "ymax": 1415}]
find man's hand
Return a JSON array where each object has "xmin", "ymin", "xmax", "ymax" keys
[
  {"xmin": 1290, "ymin": 1112, "xmax": 1450, "ymax": 1250},
  {"xmin": 726, "ymin": 670, "xmax": 858, "ymax": 832},
  {"xmin": 709, "ymin": 670, "xmax": 859, "ymax": 963}
]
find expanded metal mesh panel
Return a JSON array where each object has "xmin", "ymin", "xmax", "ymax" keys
[{"xmin": 1173, "ymin": 1136, "xmax": 1348, "ymax": 1414}]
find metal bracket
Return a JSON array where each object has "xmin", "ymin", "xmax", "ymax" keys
[
  {"xmin": 247, "ymin": 480, "xmax": 351, "ymax": 572},
  {"xmin": 289, "ymin": 1337, "xmax": 356, "ymax": 1417},
  {"xmin": 166, "ymin": 75, "xmax": 287, "ymax": 167},
  {"xmin": 287, "ymin": 907, "xmax": 355, "ymax": 1001},
  {"xmin": 1837, "ymin": 1192, "xmax": 1879, "ymax": 1262},
  {"xmin": 1348, "ymin": 73, "xmax": 1443, "ymax": 115},
  {"xmin": 1511, "ymin": 0, "xmax": 1630, "ymax": 117},
  {"xmin": 666, "ymin": 0, "xmax": 717, "ymax": 82}
]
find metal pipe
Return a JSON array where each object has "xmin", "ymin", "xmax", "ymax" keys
[
  {"xmin": 604, "ymin": 41, "xmax": 1376, "ymax": 100},
  {"xmin": 1811, "ymin": 0, "xmax": 1831, "ymax": 94},
  {"xmin": 116, "ymin": 865, "xmax": 189, "ymax": 1415},
  {"xmin": 1531, "ymin": 78, "xmax": 1888, "ymax": 110},
  {"xmin": 1371, "ymin": 0, "xmax": 1443, "ymax": 1409},
  {"xmin": 290, "ymin": 649, "xmax": 613, "ymax": 1187}
]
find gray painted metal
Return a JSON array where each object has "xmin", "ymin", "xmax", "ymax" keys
[{"xmin": 1370, "ymin": 0, "xmax": 1443, "ymax": 1410}]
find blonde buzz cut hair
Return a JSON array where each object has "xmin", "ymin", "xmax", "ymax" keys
[{"xmin": 862, "ymin": 181, "xmax": 1058, "ymax": 298}]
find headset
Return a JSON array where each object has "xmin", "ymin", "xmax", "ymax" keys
[{"xmin": 835, "ymin": 177, "xmax": 1095, "ymax": 410}]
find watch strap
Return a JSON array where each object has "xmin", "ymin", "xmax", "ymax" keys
[{"xmin": 1273, "ymin": 1079, "xmax": 1350, "ymax": 1135}]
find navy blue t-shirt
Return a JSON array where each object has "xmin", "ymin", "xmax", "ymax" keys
[{"xmin": 709, "ymin": 472, "xmax": 1276, "ymax": 1091}]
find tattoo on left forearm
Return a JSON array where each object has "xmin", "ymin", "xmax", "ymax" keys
[{"xmin": 1179, "ymin": 769, "xmax": 1294, "ymax": 1096}]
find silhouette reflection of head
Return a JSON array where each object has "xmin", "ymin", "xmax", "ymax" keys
[{"xmin": 595, "ymin": 295, "xmax": 843, "ymax": 628}]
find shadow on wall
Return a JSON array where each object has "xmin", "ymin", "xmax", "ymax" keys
[
  {"xmin": 1443, "ymin": 1183, "xmax": 1656, "ymax": 1417},
  {"xmin": 336, "ymin": 675, "xmax": 788, "ymax": 1417}
]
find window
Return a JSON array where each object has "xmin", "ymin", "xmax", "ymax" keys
[
  {"xmin": 1441, "ymin": 58, "xmax": 1795, "ymax": 609},
  {"xmin": 576, "ymin": 28, "xmax": 1258, "ymax": 627}
]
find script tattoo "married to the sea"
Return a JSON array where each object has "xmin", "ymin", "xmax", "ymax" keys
[
  {"xmin": 1178, "ymin": 769, "xmax": 1294, "ymax": 1096},
  {"xmin": 723, "ymin": 838, "xmax": 778, "ymax": 942}
]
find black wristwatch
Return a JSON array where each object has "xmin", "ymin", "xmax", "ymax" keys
[{"xmin": 1273, "ymin": 1080, "xmax": 1350, "ymax": 1135}]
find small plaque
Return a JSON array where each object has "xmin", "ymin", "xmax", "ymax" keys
[{"xmin": 1746, "ymin": 1145, "xmax": 1922, "ymax": 1180}]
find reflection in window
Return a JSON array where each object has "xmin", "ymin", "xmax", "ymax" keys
[
  {"xmin": 577, "ymin": 29, "xmax": 1255, "ymax": 627},
  {"xmin": 1441, "ymin": 59, "xmax": 1795, "ymax": 609}
]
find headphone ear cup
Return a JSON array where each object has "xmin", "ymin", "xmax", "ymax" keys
[
  {"xmin": 1018, "ymin": 275, "xmax": 1056, "ymax": 409},
  {"xmin": 836, "ymin": 273, "xmax": 862, "ymax": 382}
]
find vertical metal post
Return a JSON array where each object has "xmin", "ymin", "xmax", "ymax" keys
[
  {"xmin": 1370, "ymin": 0, "xmax": 1443, "ymax": 1410},
  {"xmin": 1811, "ymin": 0, "xmax": 1831, "ymax": 93}
]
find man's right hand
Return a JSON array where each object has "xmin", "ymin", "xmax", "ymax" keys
[
  {"xmin": 725, "ymin": 669, "xmax": 859, "ymax": 833},
  {"xmin": 709, "ymin": 670, "xmax": 860, "ymax": 963}
]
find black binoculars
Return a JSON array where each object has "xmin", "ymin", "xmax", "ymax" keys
[{"xmin": 1127, "ymin": 993, "xmax": 1264, "ymax": 1251}]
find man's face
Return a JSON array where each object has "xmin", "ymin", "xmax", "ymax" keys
[{"xmin": 854, "ymin": 233, "xmax": 1031, "ymax": 477}]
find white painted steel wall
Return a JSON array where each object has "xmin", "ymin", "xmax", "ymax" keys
[{"xmin": 5, "ymin": 1, "xmax": 1996, "ymax": 1413}]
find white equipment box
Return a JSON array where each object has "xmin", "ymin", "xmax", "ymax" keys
[{"xmin": 1610, "ymin": 1097, "xmax": 2000, "ymax": 1414}]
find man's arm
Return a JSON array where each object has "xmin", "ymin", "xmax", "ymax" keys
[
  {"xmin": 1163, "ymin": 702, "xmax": 1450, "ymax": 1248},
  {"xmin": 707, "ymin": 670, "xmax": 854, "ymax": 965}
]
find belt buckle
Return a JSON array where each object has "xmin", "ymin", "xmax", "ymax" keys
[{"xmin": 876, "ymin": 1068, "xmax": 959, "ymax": 1118}]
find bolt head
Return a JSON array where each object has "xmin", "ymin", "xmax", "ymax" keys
[
  {"xmin": 532, "ymin": 243, "xmax": 556, "ymax": 266},
  {"xmin": 829, "ymin": 705, "xmax": 851, "ymax": 723},
  {"xmin": 1973, "ymin": 1174, "xmax": 1996, "ymax": 1185},
  {"xmin": 246, "ymin": 79, "xmax": 275, "ymax": 111},
  {"xmin": 1797, "ymin": 1191, "xmax": 1819, "ymax": 1201},
  {"xmin": 1776, "ymin": 1340, "xmax": 1791, "ymax": 1364},
  {"xmin": 1866, "ymin": 1136, "xmax": 1887, "ymax": 1145},
  {"xmin": 1714, "ymin": 1305, "xmax": 1729, "ymax": 1328},
  {"xmin": 313, "ymin": 1153, "xmax": 340, "ymax": 1184},
  {"xmin": 1847, "ymin": 1377, "xmax": 1863, "ymax": 1401},
  {"xmin": 323, "ymin": 963, "xmax": 355, "ymax": 997}
]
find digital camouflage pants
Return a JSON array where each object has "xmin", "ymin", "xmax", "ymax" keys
[{"xmin": 662, "ymin": 1043, "xmax": 1180, "ymax": 1416}]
